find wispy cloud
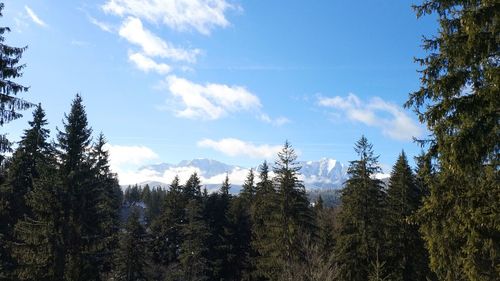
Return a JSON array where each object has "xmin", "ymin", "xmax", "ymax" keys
[
  {"xmin": 259, "ymin": 113, "xmax": 290, "ymax": 126},
  {"xmin": 198, "ymin": 138, "xmax": 282, "ymax": 159},
  {"xmin": 129, "ymin": 52, "xmax": 171, "ymax": 74},
  {"xmin": 119, "ymin": 17, "xmax": 201, "ymax": 63},
  {"xmin": 165, "ymin": 75, "xmax": 262, "ymax": 120},
  {"xmin": 88, "ymin": 16, "xmax": 113, "ymax": 32},
  {"xmin": 102, "ymin": 0, "xmax": 238, "ymax": 35},
  {"xmin": 318, "ymin": 93, "xmax": 423, "ymax": 141},
  {"xmin": 25, "ymin": 6, "xmax": 47, "ymax": 27}
]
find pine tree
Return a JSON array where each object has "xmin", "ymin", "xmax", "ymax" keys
[
  {"xmin": 1, "ymin": 105, "xmax": 51, "ymax": 280},
  {"xmin": 225, "ymin": 195, "xmax": 253, "ymax": 281},
  {"xmin": 252, "ymin": 160, "xmax": 280, "ymax": 280},
  {"xmin": 384, "ymin": 151, "xmax": 433, "ymax": 280},
  {"xmin": 204, "ymin": 175, "xmax": 231, "ymax": 280},
  {"xmin": 183, "ymin": 173, "xmax": 202, "ymax": 201},
  {"xmin": 179, "ymin": 199, "xmax": 209, "ymax": 281},
  {"xmin": 56, "ymin": 94, "xmax": 103, "ymax": 280},
  {"xmin": 407, "ymin": 1, "xmax": 499, "ymax": 279},
  {"xmin": 272, "ymin": 141, "xmax": 315, "ymax": 280},
  {"xmin": 334, "ymin": 136, "xmax": 386, "ymax": 281},
  {"xmin": 240, "ymin": 169, "xmax": 256, "ymax": 204},
  {"xmin": 89, "ymin": 133, "xmax": 122, "ymax": 278},
  {"xmin": 0, "ymin": 4, "xmax": 33, "ymax": 276},
  {"xmin": 0, "ymin": 2, "xmax": 33, "ymax": 162},
  {"xmin": 14, "ymin": 159, "xmax": 65, "ymax": 281},
  {"xmin": 150, "ymin": 176, "xmax": 185, "ymax": 278},
  {"xmin": 112, "ymin": 207, "xmax": 148, "ymax": 281},
  {"xmin": 314, "ymin": 196, "xmax": 335, "ymax": 259}
]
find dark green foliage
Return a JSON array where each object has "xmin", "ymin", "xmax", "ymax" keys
[
  {"xmin": 113, "ymin": 208, "xmax": 149, "ymax": 281},
  {"xmin": 252, "ymin": 143, "xmax": 316, "ymax": 280},
  {"xmin": 183, "ymin": 173, "xmax": 202, "ymax": 200},
  {"xmin": 124, "ymin": 185, "xmax": 142, "ymax": 205},
  {"xmin": 384, "ymin": 151, "xmax": 433, "ymax": 280},
  {"xmin": 240, "ymin": 168, "xmax": 256, "ymax": 203},
  {"xmin": 407, "ymin": 1, "xmax": 500, "ymax": 279},
  {"xmin": 0, "ymin": 5, "xmax": 33, "ymax": 276},
  {"xmin": 149, "ymin": 176, "xmax": 185, "ymax": 279},
  {"xmin": 142, "ymin": 186, "xmax": 166, "ymax": 225},
  {"xmin": 14, "ymin": 161, "xmax": 65, "ymax": 281},
  {"xmin": 1, "ymin": 105, "xmax": 52, "ymax": 280},
  {"xmin": 273, "ymin": 141, "xmax": 316, "ymax": 280},
  {"xmin": 251, "ymin": 161, "xmax": 280, "ymax": 280},
  {"xmin": 334, "ymin": 136, "xmax": 386, "ymax": 281},
  {"xmin": 203, "ymin": 176, "xmax": 231, "ymax": 280},
  {"xmin": 56, "ymin": 94, "xmax": 101, "ymax": 280},
  {"xmin": 308, "ymin": 189, "xmax": 342, "ymax": 208},
  {"xmin": 90, "ymin": 133, "xmax": 122, "ymax": 278},
  {"xmin": 225, "ymin": 196, "xmax": 253, "ymax": 280},
  {"xmin": 314, "ymin": 196, "xmax": 335, "ymax": 259},
  {"xmin": 179, "ymin": 198, "xmax": 209, "ymax": 281},
  {"xmin": 0, "ymin": 3, "xmax": 33, "ymax": 162},
  {"xmin": 13, "ymin": 96, "xmax": 122, "ymax": 281}
]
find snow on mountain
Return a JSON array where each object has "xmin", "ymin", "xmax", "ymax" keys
[
  {"xmin": 299, "ymin": 158, "xmax": 348, "ymax": 189},
  {"xmin": 133, "ymin": 158, "xmax": 352, "ymax": 191}
]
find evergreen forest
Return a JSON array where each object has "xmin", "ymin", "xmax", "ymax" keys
[{"xmin": 0, "ymin": 1, "xmax": 498, "ymax": 280}]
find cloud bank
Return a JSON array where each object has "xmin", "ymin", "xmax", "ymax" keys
[
  {"xmin": 102, "ymin": 0, "xmax": 237, "ymax": 35},
  {"xmin": 198, "ymin": 138, "xmax": 282, "ymax": 159},
  {"xmin": 318, "ymin": 93, "xmax": 423, "ymax": 141}
]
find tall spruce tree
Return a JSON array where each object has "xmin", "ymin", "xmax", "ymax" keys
[
  {"xmin": 150, "ymin": 176, "xmax": 185, "ymax": 275},
  {"xmin": 14, "ymin": 156, "xmax": 65, "ymax": 281},
  {"xmin": 407, "ymin": 1, "xmax": 499, "ymax": 279},
  {"xmin": 334, "ymin": 136, "xmax": 386, "ymax": 281},
  {"xmin": 384, "ymin": 151, "xmax": 433, "ymax": 280},
  {"xmin": 240, "ymin": 168, "xmax": 255, "ymax": 203},
  {"xmin": 0, "ymin": 105, "xmax": 51, "ymax": 280},
  {"xmin": 183, "ymin": 172, "xmax": 202, "ymax": 201},
  {"xmin": 226, "ymin": 195, "xmax": 253, "ymax": 281},
  {"xmin": 0, "ymin": 2, "xmax": 33, "ymax": 162},
  {"xmin": 0, "ymin": 4, "xmax": 33, "ymax": 276},
  {"xmin": 179, "ymin": 198, "xmax": 209, "ymax": 281},
  {"xmin": 204, "ymin": 174, "xmax": 231, "ymax": 280},
  {"xmin": 112, "ymin": 208, "xmax": 149, "ymax": 281},
  {"xmin": 56, "ymin": 94, "xmax": 102, "ymax": 280},
  {"xmin": 252, "ymin": 160, "xmax": 280, "ymax": 280},
  {"xmin": 272, "ymin": 141, "xmax": 315, "ymax": 281},
  {"xmin": 89, "ymin": 133, "xmax": 122, "ymax": 278}
]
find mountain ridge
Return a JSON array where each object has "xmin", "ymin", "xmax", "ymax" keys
[{"xmin": 135, "ymin": 157, "xmax": 355, "ymax": 191}]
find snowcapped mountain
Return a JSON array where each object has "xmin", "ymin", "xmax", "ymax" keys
[
  {"xmin": 135, "ymin": 158, "xmax": 349, "ymax": 191},
  {"xmin": 300, "ymin": 158, "xmax": 348, "ymax": 189}
]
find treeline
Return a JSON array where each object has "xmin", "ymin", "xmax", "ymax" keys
[{"xmin": 0, "ymin": 95, "xmax": 436, "ymax": 280}]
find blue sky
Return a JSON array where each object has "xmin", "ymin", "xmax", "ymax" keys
[{"xmin": 3, "ymin": 0, "xmax": 437, "ymax": 183}]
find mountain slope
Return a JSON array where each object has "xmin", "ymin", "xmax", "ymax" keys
[{"xmin": 135, "ymin": 158, "xmax": 351, "ymax": 190}]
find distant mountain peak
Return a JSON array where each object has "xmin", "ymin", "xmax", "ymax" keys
[{"xmin": 137, "ymin": 158, "xmax": 349, "ymax": 190}]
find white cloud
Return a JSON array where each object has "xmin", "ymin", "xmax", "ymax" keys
[
  {"xmin": 102, "ymin": 0, "xmax": 237, "ymax": 35},
  {"xmin": 198, "ymin": 138, "xmax": 282, "ymax": 159},
  {"xmin": 104, "ymin": 143, "xmax": 159, "ymax": 169},
  {"xmin": 165, "ymin": 75, "xmax": 262, "ymax": 120},
  {"xmin": 119, "ymin": 17, "xmax": 201, "ymax": 63},
  {"xmin": 118, "ymin": 165, "xmax": 250, "ymax": 187},
  {"xmin": 129, "ymin": 52, "xmax": 171, "ymax": 74},
  {"xmin": 259, "ymin": 113, "xmax": 290, "ymax": 126},
  {"xmin": 88, "ymin": 16, "xmax": 113, "ymax": 32},
  {"xmin": 318, "ymin": 93, "xmax": 423, "ymax": 141},
  {"xmin": 25, "ymin": 6, "xmax": 47, "ymax": 27}
]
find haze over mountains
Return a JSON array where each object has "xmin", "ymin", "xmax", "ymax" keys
[{"xmin": 131, "ymin": 158, "xmax": 357, "ymax": 191}]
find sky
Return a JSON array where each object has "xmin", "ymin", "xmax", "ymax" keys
[{"xmin": 3, "ymin": 0, "xmax": 438, "ymax": 184}]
